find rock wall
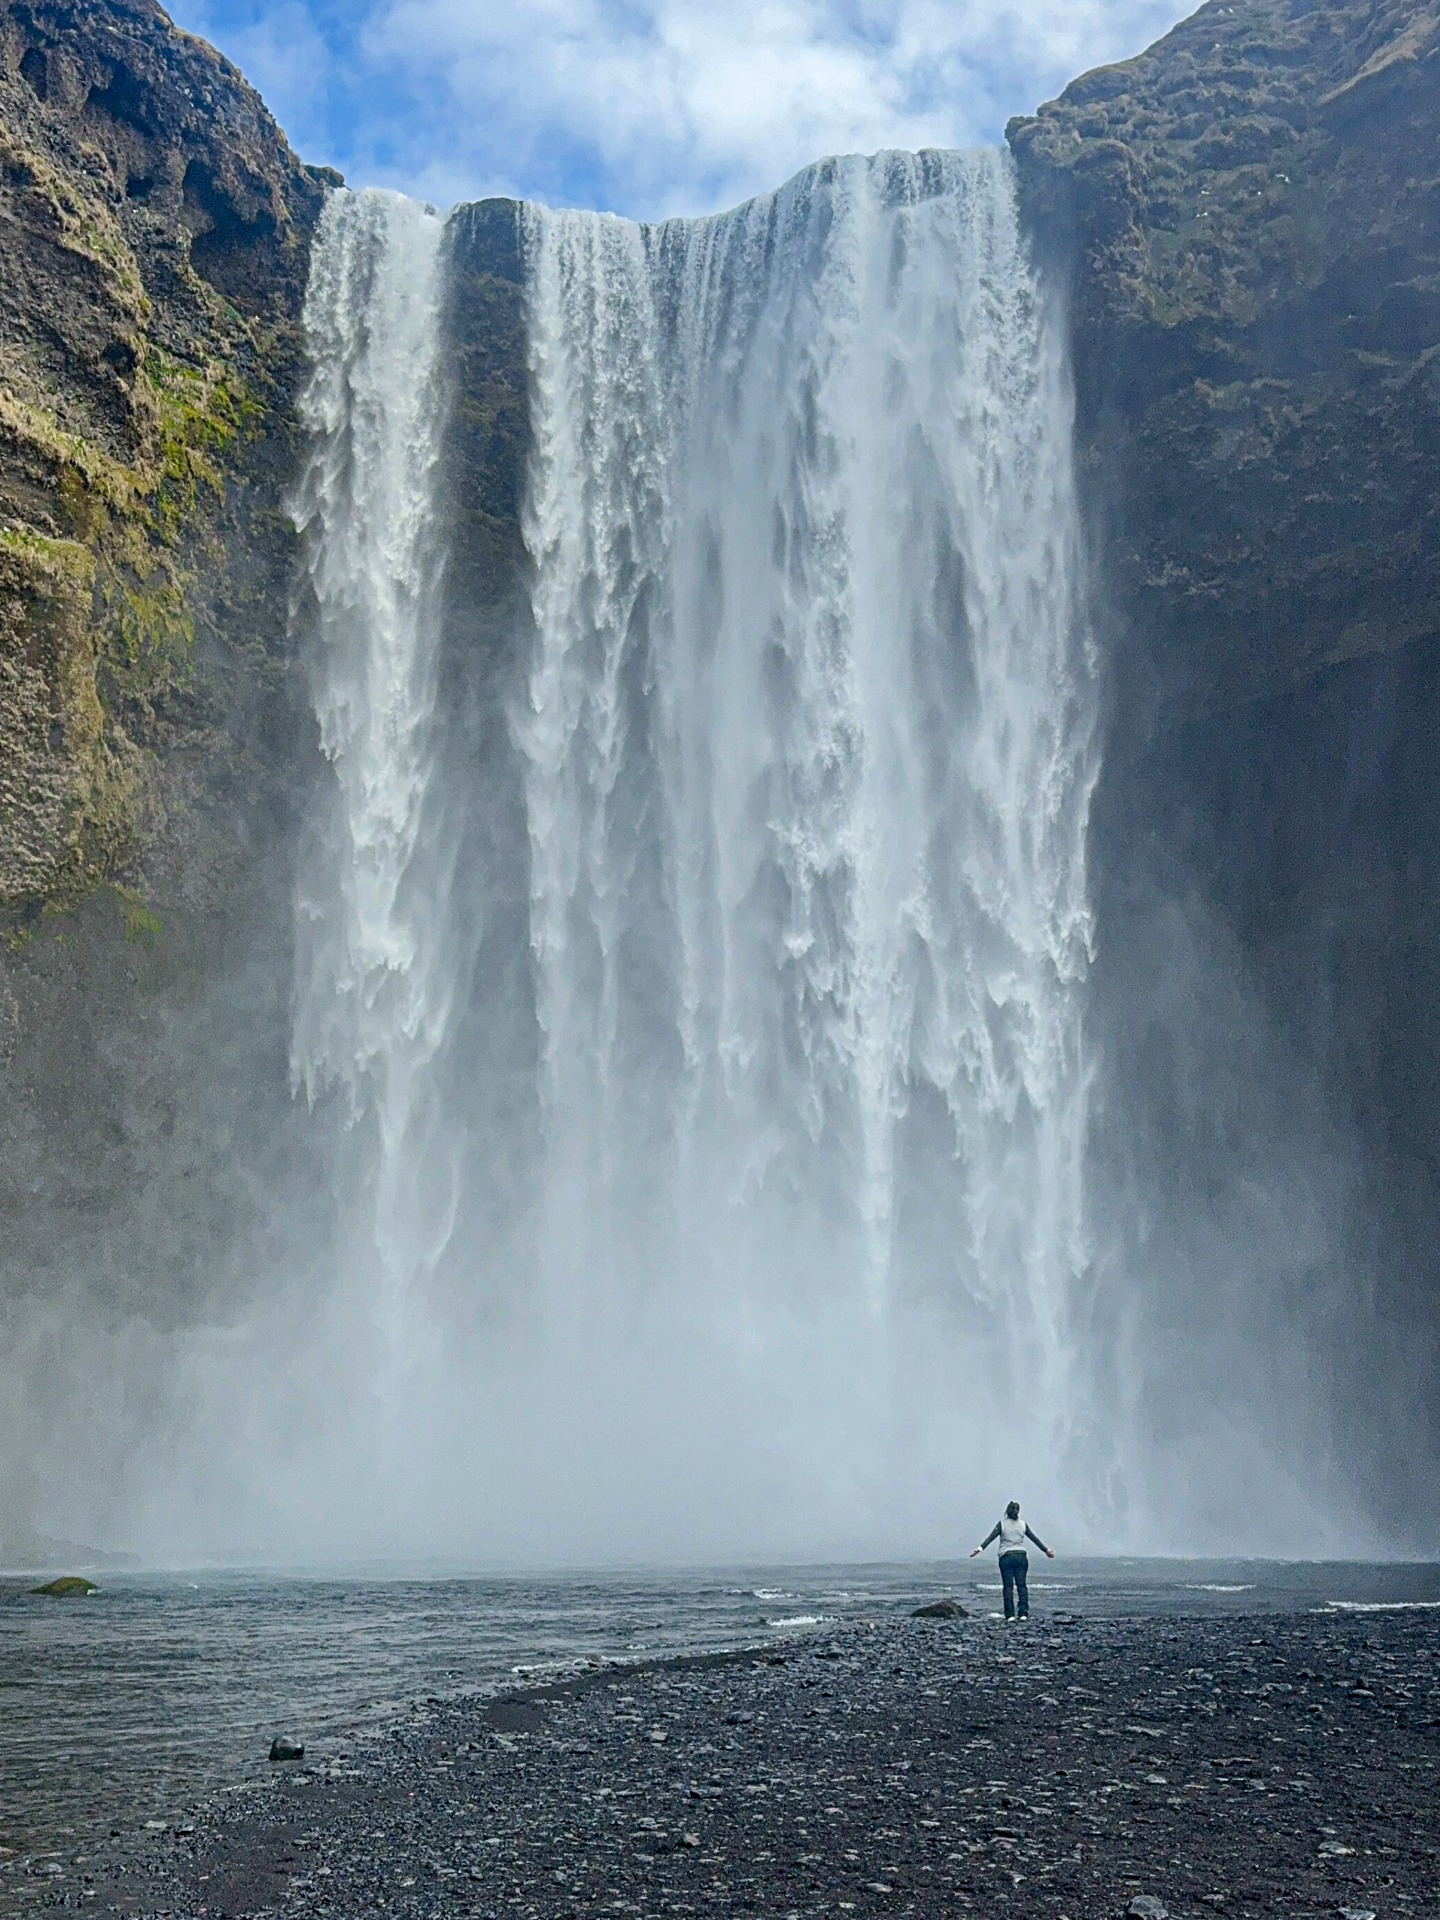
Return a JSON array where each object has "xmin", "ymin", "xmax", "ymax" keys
[
  {"xmin": 429, "ymin": 201, "xmax": 541, "ymax": 1260},
  {"xmin": 1010, "ymin": 0, "xmax": 1440, "ymax": 1531},
  {"xmin": 0, "ymin": 0, "xmax": 335, "ymax": 1351},
  {"xmin": 1009, "ymin": 0, "xmax": 1439, "ymax": 713}
]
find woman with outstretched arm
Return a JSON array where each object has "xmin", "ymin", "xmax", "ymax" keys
[{"xmin": 971, "ymin": 1500, "xmax": 1055, "ymax": 1620}]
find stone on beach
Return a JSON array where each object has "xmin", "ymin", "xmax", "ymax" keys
[{"xmin": 72, "ymin": 1608, "xmax": 1437, "ymax": 1918}]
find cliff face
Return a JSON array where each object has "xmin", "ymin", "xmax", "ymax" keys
[
  {"xmin": 0, "ymin": 0, "xmax": 335, "ymax": 1337},
  {"xmin": 0, "ymin": 0, "xmax": 331, "ymax": 908},
  {"xmin": 1009, "ymin": 0, "xmax": 1439, "ymax": 713},
  {"xmin": 1010, "ymin": 0, "xmax": 1440, "ymax": 1528}
]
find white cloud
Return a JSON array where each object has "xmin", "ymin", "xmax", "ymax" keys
[
  {"xmin": 360, "ymin": 0, "xmax": 1193, "ymax": 215},
  {"xmin": 169, "ymin": 0, "xmax": 1197, "ymax": 216}
]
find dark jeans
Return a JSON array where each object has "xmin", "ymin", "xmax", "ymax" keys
[{"xmin": 999, "ymin": 1550, "xmax": 1029, "ymax": 1619}]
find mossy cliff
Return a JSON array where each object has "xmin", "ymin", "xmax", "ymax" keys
[
  {"xmin": 0, "ymin": 0, "xmax": 335, "ymax": 1328},
  {"xmin": 0, "ymin": 0, "xmax": 332, "ymax": 913},
  {"xmin": 1008, "ymin": 0, "xmax": 1439, "ymax": 713},
  {"xmin": 1009, "ymin": 0, "xmax": 1440, "ymax": 1515}
]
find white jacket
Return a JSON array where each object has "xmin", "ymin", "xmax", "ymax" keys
[{"xmin": 980, "ymin": 1514, "xmax": 1049, "ymax": 1555}]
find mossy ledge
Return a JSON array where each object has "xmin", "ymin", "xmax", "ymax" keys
[
  {"xmin": 0, "ymin": 0, "xmax": 336, "ymax": 921},
  {"xmin": 0, "ymin": 1, "xmax": 340, "ymax": 1329}
]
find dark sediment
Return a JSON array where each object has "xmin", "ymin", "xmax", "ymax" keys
[{"xmin": 47, "ymin": 1608, "xmax": 1440, "ymax": 1919}]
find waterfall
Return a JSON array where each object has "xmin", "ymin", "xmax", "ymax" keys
[
  {"xmin": 289, "ymin": 189, "xmax": 450, "ymax": 1361},
  {"xmin": 520, "ymin": 152, "xmax": 1097, "ymax": 1480},
  {"xmin": 291, "ymin": 155, "xmax": 1100, "ymax": 1548}
]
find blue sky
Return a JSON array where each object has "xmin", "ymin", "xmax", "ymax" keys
[{"xmin": 166, "ymin": 0, "xmax": 1196, "ymax": 220}]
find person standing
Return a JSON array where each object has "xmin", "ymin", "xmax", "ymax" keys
[{"xmin": 971, "ymin": 1501, "xmax": 1055, "ymax": 1620}]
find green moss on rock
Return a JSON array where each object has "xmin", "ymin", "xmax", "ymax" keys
[
  {"xmin": 0, "ymin": 523, "xmax": 106, "ymax": 900},
  {"xmin": 110, "ymin": 880, "xmax": 161, "ymax": 947},
  {"xmin": 0, "ymin": 0, "xmax": 331, "ymax": 916}
]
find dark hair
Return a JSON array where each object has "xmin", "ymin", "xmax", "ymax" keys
[{"xmin": 1006, "ymin": 1500, "xmax": 1020, "ymax": 1519}]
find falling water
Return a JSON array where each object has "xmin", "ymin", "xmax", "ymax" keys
[
  {"xmin": 291, "ymin": 155, "xmax": 1101, "ymax": 1550},
  {"xmin": 520, "ymin": 151, "xmax": 1098, "ymax": 1486},
  {"xmin": 290, "ymin": 189, "xmax": 449, "ymax": 1366}
]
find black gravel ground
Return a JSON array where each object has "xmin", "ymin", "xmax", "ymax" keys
[{"xmin": 33, "ymin": 1608, "xmax": 1440, "ymax": 1919}]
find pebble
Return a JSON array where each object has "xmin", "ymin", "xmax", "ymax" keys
[{"xmin": 69, "ymin": 1610, "xmax": 1438, "ymax": 1918}]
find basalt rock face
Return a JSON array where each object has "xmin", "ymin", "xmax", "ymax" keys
[
  {"xmin": 1010, "ymin": 0, "xmax": 1440, "ymax": 1528},
  {"xmin": 0, "ymin": 0, "xmax": 331, "ymax": 907},
  {"xmin": 429, "ymin": 201, "xmax": 541, "ymax": 1242},
  {"xmin": 0, "ymin": 1, "xmax": 335, "ymax": 1344},
  {"xmin": 1009, "ymin": 0, "xmax": 1440, "ymax": 713}
]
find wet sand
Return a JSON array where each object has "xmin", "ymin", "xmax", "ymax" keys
[{"xmin": 51, "ymin": 1606, "xmax": 1440, "ymax": 1918}]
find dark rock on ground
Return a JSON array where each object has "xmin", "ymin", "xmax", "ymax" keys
[
  {"xmin": 64, "ymin": 1608, "xmax": 1440, "ymax": 1919},
  {"xmin": 911, "ymin": 1599, "xmax": 968, "ymax": 1618},
  {"xmin": 268, "ymin": 1737, "xmax": 304, "ymax": 1763}
]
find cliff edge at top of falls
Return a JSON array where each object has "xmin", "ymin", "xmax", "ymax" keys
[
  {"xmin": 0, "ymin": 0, "xmax": 333, "ymax": 919},
  {"xmin": 1007, "ymin": 0, "xmax": 1440, "ymax": 720}
]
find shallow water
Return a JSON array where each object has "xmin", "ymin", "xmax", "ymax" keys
[{"xmin": 2, "ymin": 1558, "xmax": 1437, "ymax": 1874}]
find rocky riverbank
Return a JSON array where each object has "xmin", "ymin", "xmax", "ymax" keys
[{"xmin": 40, "ymin": 1606, "xmax": 1440, "ymax": 1919}]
